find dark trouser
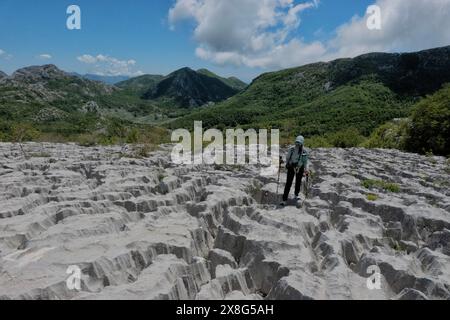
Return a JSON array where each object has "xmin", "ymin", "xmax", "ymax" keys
[{"xmin": 283, "ymin": 166, "xmax": 304, "ymax": 201}]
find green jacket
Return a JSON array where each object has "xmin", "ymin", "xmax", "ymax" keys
[{"xmin": 286, "ymin": 146, "xmax": 309, "ymax": 170}]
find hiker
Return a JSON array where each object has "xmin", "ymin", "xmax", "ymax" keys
[{"xmin": 280, "ymin": 135, "xmax": 309, "ymax": 206}]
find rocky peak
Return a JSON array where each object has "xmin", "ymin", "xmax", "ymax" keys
[
  {"xmin": 0, "ymin": 70, "xmax": 7, "ymax": 79},
  {"xmin": 11, "ymin": 64, "xmax": 68, "ymax": 83}
]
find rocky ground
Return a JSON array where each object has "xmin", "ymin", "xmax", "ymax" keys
[{"xmin": 0, "ymin": 143, "xmax": 449, "ymax": 300}]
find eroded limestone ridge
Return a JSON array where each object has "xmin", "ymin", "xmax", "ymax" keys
[{"xmin": 0, "ymin": 143, "xmax": 449, "ymax": 300}]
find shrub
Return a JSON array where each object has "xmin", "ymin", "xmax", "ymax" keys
[
  {"xmin": 307, "ymin": 135, "xmax": 333, "ymax": 148},
  {"xmin": 363, "ymin": 119, "xmax": 409, "ymax": 150},
  {"xmin": 367, "ymin": 194, "xmax": 379, "ymax": 201},
  {"xmin": 405, "ymin": 85, "xmax": 450, "ymax": 156},
  {"xmin": 126, "ymin": 128, "xmax": 140, "ymax": 144},
  {"xmin": 11, "ymin": 123, "xmax": 40, "ymax": 142},
  {"xmin": 326, "ymin": 128, "xmax": 366, "ymax": 148},
  {"xmin": 0, "ymin": 131, "xmax": 7, "ymax": 141},
  {"xmin": 106, "ymin": 119, "xmax": 128, "ymax": 143},
  {"xmin": 77, "ymin": 134, "xmax": 98, "ymax": 147}
]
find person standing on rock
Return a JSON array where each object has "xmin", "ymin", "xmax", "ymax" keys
[{"xmin": 280, "ymin": 135, "xmax": 309, "ymax": 206}]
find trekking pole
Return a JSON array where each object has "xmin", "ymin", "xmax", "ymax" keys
[
  {"xmin": 276, "ymin": 156, "xmax": 282, "ymax": 196},
  {"xmin": 304, "ymin": 172, "xmax": 310, "ymax": 198}
]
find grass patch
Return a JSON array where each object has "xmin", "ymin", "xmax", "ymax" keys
[
  {"xmin": 367, "ymin": 194, "xmax": 379, "ymax": 201},
  {"xmin": 29, "ymin": 152, "xmax": 51, "ymax": 158},
  {"xmin": 362, "ymin": 179, "xmax": 401, "ymax": 193}
]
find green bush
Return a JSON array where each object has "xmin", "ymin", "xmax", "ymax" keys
[
  {"xmin": 11, "ymin": 123, "xmax": 40, "ymax": 142},
  {"xmin": 326, "ymin": 128, "xmax": 366, "ymax": 148},
  {"xmin": 405, "ymin": 85, "xmax": 450, "ymax": 156},
  {"xmin": 363, "ymin": 119, "xmax": 409, "ymax": 150},
  {"xmin": 126, "ymin": 128, "xmax": 140, "ymax": 144},
  {"xmin": 307, "ymin": 135, "xmax": 333, "ymax": 148},
  {"xmin": 77, "ymin": 134, "xmax": 99, "ymax": 147},
  {"xmin": 106, "ymin": 119, "xmax": 128, "ymax": 142}
]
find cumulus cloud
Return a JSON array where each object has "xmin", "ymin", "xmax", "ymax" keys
[
  {"xmin": 38, "ymin": 54, "xmax": 52, "ymax": 60},
  {"xmin": 169, "ymin": 0, "xmax": 450, "ymax": 69},
  {"xmin": 76, "ymin": 54, "xmax": 143, "ymax": 76},
  {"xmin": 169, "ymin": 0, "xmax": 320, "ymax": 68}
]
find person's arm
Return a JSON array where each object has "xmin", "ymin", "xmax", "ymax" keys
[
  {"xmin": 303, "ymin": 150, "xmax": 309, "ymax": 174},
  {"xmin": 285, "ymin": 148, "xmax": 292, "ymax": 168}
]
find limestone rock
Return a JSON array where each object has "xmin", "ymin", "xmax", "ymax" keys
[{"xmin": 0, "ymin": 144, "xmax": 449, "ymax": 300}]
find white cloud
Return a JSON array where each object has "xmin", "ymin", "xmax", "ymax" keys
[
  {"xmin": 76, "ymin": 54, "xmax": 143, "ymax": 76},
  {"xmin": 77, "ymin": 54, "xmax": 97, "ymax": 64},
  {"xmin": 169, "ymin": 0, "xmax": 319, "ymax": 68},
  {"xmin": 327, "ymin": 0, "xmax": 450, "ymax": 59},
  {"xmin": 38, "ymin": 54, "xmax": 52, "ymax": 60},
  {"xmin": 169, "ymin": 0, "xmax": 450, "ymax": 70},
  {"xmin": 196, "ymin": 39, "xmax": 325, "ymax": 68},
  {"xmin": 0, "ymin": 49, "xmax": 13, "ymax": 60}
]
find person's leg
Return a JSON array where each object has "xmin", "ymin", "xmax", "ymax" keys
[
  {"xmin": 283, "ymin": 168, "xmax": 295, "ymax": 201},
  {"xmin": 294, "ymin": 166, "xmax": 304, "ymax": 197}
]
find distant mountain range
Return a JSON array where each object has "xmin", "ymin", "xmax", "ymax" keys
[
  {"xmin": 70, "ymin": 69, "xmax": 247, "ymax": 92},
  {"xmin": 0, "ymin": 65, "xmax": 246, "ymax": 109},
  {"xmin": 171, "ymin": 45, "xmax": 450, "ymax": 139},
  {"xmin": 70, "ymin": 73, "xmax": 131, "ymax": 85},
  {"xmin": 0, "ymin": 64, "xmax": 247, "ymax": 135},
  {"xmin": 1, "ymin": 45, "xmax": 449, "ymax": 149}
]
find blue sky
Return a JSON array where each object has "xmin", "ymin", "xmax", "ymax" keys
[{"xmin": 1, "ymin": 0, "xmax": 449, "ymax": 81}]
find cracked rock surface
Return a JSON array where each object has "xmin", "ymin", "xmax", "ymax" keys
[{"xmin": 0, "ymin": 143, "xmax": 449, "ymax": 300}]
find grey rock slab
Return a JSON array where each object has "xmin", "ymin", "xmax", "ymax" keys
[{"xmin": 0, "ymin": 144, "xmax": 449, "ymax": 300}]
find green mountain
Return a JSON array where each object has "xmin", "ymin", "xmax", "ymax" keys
[
  {"xmin": 0, "ymin": 64, "xmax": 171, "ymax": 144},
  {"xmin": 116, "ymin": 74, "xmax": 164, "ymax": 96},
  {"xmin": 170, "ymin": 46, "xmax": 450, "ymax": 140},
  {"xmin": 142, "ymin": 67, "xmax": 239, "ymax": 108},
  {"xmin": 197, "ymin": 68, "xmax": 247, "ymax": 91},
  {"xmin": 0, "ymin": 64, "xmax": 245, "ymax": 142},
  {"xmin": 2, "ymin": 46, "xmax": 449, "ymax": 153},
  {"xmin": 0, "ymin": 71, "xmax": 7, "ymax": 79}
]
